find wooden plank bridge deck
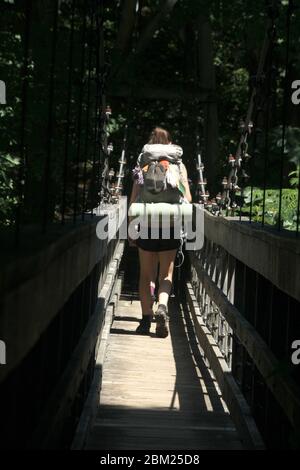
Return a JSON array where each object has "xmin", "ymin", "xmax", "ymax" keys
[{"xmin": 85, "ymin": 296, "xmax": 244, "ymax": 450}]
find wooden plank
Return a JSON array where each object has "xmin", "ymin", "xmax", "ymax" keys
[
  {"xmin": 203, "ymin": 210, "xmax": 300, "ymax": 303},
  {"xmin": 96, "ymin": 408, "xmax": 233, "ymax": 426},
  {"xmin": 29, "ymin": 241, "xmax": 124, "ymax": 449},
  {"xmin": 86, "ymin": 425, "xmax": 243, "ymax": 450},
  {"xmin": 0, "ymin": 217, "xmax": 113, "ymax": 383},
  {"xmin": 85, "ymin": 297, "xmax": 244, "ymax": 450},
  {"xmin": 71, "ymin": 284, "xmax": 122, "ymax": 450},
  {"xmin": 71, "ymin": 269, "xmax": 124, "ymax": 449},
  {"xmin": 185, "ymin": 281, "xmax": 264, "ymax": 450}
]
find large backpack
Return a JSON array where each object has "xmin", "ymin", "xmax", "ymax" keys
[{"xmin": 136, "ymin": 144, "xmax": 185, "ymax": 204}]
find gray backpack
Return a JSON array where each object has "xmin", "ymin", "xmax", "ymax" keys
[{"xmin": 138, "ymin": 146, "xmax": 184, "ymax": 203}]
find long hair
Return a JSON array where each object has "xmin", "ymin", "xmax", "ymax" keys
[{"xmin": 148, "ymin": 127, "xmax": 171, "ymax": 145}]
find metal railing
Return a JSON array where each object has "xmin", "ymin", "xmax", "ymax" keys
[
  {"xmin": 186, "ymin": 210, "xmax": 300, "ymax": 449},
  {"xmin": 198, "ymin": 1, "xmax": 300, "ymax": 235},
  {"xmin": 0, "ymin": 0, "xmax": 115, "ymax": 248}
]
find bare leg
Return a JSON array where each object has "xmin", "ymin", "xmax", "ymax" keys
[
  {"xmin": 154, "ymin": 249, "xmax": 177, "ymax": 338},
  {"xmin": 138, "ymin": 248, "xmax": 159, "ymax": 316},
  {"xmin": 157, "ymin": 249, "xmax": 177, "ymax": 307}
]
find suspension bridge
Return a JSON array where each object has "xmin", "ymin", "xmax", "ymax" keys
[{"xmin": 0, "ymin": 0, "xmax": 300, "ymax": 451}]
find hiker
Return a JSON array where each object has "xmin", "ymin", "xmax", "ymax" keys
[{"xmin": 128, "ymin": 127, "xmax": 192, "ymax": 338}]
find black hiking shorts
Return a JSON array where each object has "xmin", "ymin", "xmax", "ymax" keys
[{"xmin": 135, "ymin": 224, "xmax": 181, "ymax": 252}]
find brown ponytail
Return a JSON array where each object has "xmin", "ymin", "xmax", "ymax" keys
[{"xmin": 148, "ymin": 127, "xmax": 171, "ymax": 145}]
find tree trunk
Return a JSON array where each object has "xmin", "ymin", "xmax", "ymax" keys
[
  {"xmin": 197, "ymin": 19, "xmax": 219, "ymax": 193},
  {"xmin": 111, "ymin": 0, "xmax": 179, "ymax": 86},
  {"xmin": 109, "ymin": 0, "xmax": 137, "ymax": 79}
]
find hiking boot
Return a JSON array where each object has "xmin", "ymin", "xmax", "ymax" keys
[
  {"xmin": 136, "ymin": 315, "xmax": 152, "ymax": 335},
  {"xmin": 155, "ymin": 304, "xmax": 169, "ymax": 338}
]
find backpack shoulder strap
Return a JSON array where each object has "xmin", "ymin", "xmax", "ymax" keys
[
  {"xmin": 179, "ymin": 162, "xmax": 188, "ymax": 182},
  {"xmin": 137, "ymin": 151, "xmax": 143, "ymax": 167}
]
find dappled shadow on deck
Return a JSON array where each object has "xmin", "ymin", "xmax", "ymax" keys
[{"xmin": 85, "ymin": 246, "xmax": 243, "ymax": 450}]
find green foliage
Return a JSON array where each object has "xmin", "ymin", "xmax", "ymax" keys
[
  {"xmin": 289, "ymin": 168, "xmax": 299, "ymax": 188},
  {"xmin": 246, "ymin": 126, "xmax": 300, "ymax": 188},
  {"xmin": 0, "ymin": 0, "xmax": 103, "ymax": 226},
  {"xmin": 239, "ymin": 186, "xmax": 299, "ymax": 230},
  {"xmin": 106, "ymin": 115, "xmax": 126, "ymax": 137},
  {"xmin": 0, "ymin": 153, "xmax": 18, "ymax": 225},
  {"xmin": 1, "ymin": 0, "xmax": 300, "ymax": 229}
]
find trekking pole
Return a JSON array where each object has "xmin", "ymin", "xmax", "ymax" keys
[{"xmin": 196, "ymin": 152, "xmax": 208, "ymax": 205}]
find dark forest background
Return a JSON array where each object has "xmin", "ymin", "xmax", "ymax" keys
[{"xmin": 1, "ymin": 0, "xmax": 300, "ymax": 234}]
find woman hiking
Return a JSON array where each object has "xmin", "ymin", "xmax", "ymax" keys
[{"xmin": 128, "ymin": 127, "xmax": 192, "ymax": 338}]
